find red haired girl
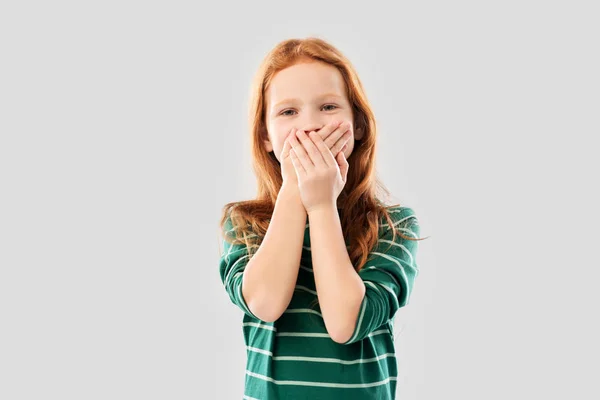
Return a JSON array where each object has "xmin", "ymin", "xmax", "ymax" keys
[{"xmin": 219, "ymin": 37, "xmax": 427, "ymax": 400}]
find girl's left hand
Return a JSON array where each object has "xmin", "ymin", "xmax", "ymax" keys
[{"xmin": 288, "ymin": 123, "xmax": 351, "ymax": 214}]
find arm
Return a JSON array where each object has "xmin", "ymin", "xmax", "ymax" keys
[
  {"xmin": 307, "ymin": 205, "xmax": 365, "ymax": 343},
  {"xmin": 308, "ymin": 206, "xmax": 421, "ymax": 344},
  {"xmin": 242, "ymin": 183, "xmax": 307, "ymax": 321},
  {"xmin": 219, "ymin": 183, "xmax": 307, "ymax": 322}
]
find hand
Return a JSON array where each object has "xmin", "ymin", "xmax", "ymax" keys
[
  {"xmin": 280, "ymin": 132, "xmax": 299, "ymax": 188},
  {"xmin": 280, "ymin": 121, "xmax": 351, "ymax": 188},
  {"xmin": 288, "ymin": 121, "xmax": 352, "ymax": 213}
]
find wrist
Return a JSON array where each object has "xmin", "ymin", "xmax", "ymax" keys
[
  {"xmin": 307, "ymin": 202, "xmax": 338, "ymax": 218},
  {"xmin": 280, "ymin": 181, "xmax": 299, "ymax": 196},
  {"xmin": 279, "ymin": 183, "xmax": 305, "ymax": 207}
]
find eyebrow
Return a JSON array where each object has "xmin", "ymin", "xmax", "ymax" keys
[{"xmin": 273, "ymin": 93, "xmax": 344, "ymax": 109}]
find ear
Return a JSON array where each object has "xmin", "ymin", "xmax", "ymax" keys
[
  {"xmin": 263, "ymin": 139, "xmax": 273, "ymax": 152},
  {"xmin": 354, "ymin": 126, "xmax": 365, "ymax": 141},
  {"xmin": 260, "ymin": 126, "xmax": 273, "ymax": 152},
  {"xmin": 353, "ymin": 115, "xmax": 366, "ymax": 140}
]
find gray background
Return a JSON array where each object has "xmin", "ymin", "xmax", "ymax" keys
[{"xmin": 1, "ymin": 1, "xmax": 598, "ymax": 399}]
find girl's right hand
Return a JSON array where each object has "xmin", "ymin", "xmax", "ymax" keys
[{"xmin": 280, "ymin": 121, "xmax": 351, "ymax": 187}]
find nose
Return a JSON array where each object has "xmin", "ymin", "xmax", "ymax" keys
[
  {"xmin": 299, "ymin": 112, "xmax": 328, "ymax": 133},
  {"xmin": 301, "ymin": 124, "xmax": 323, "ymax": 134}
]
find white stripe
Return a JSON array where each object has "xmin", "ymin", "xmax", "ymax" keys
[
  {"xmin": 275, "ymin": 328, "xmax": 389, "ymax": 339},
  {"xmin": 223, "ymin": 254, "xmax": 250, "ymax": 287},
  {"xmin": 373, "ymin": 242, "xmax": 414, "ymax": 264},
  {"xmin": 243, "ymin": 322, "xmax": 276, "ymax": 332},
  {"xmin": 243, "ymin": 396, "xmax": 260, "ymax": 400},
  {"xmin": 367, "ymin": 253, "xmax": 411, "ymax": 298},
  {"xmin": 273, "ymin": 353, "xmax": 395, "ymax": 365},
  {"xmin": 380, "ymin": 214, "xmax": 417, "ymax": 229},
  {"xmin": 284, "ymin": 308, "xmax": 322, "ymax": 317},
  {"xmin": 247, "ymin": 346, "xmax": 394, "ymax": 365},
  {"xmin": 367, "ymin": 329, "xmax": 389, "ymax": 337},
  {"xmin": 377, "ymin": 239, "xmax": 415, "ymax": 263},
  {"xmin": 364, "ymin": 265, "xmax": 399, "ymax": 282},
  {"xmin": 364, "ymin": 266, "xmax": 406, "ymax": 299},
  {"xmin": 247, "ymin": 346, "xmax": 272, "ymax": 356},
  {"xmin": 299, "ymin": 265, "xmax": 313, "ymax": 273},
  {"xmin": 396, "ymin": 227, "xmax": 418, "ymax": 238},
  {"xmin": 231, "ymin": 271, "xmax": 242, "ymax": 283},
  {"xmin": 365, "ymin": 279, "xmax": 395, "ymax": 297},
  {"xmin": 346, "ymin": 297, "xmax": 367, "ymax": 343},
  {"xmin": 245, "ymin": 370, "xmax": 397, "ymax": 388},
  {"xmin": 222, "ymin": 238, "xmax": 233, "ymax": 263},
  {"xmin": 365, "ymin": 281, "xmax": 381, "ymax": 293}
]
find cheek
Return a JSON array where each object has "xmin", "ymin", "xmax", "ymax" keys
[
  {"xmin": 273, "ymin": 135, "xmax": 288, "ymax": 160},
  {"xmin": 275, "ymin": 129, "xmax": 292, "ymax": 155},
  {"xmin": 267, "ymin": 121, "xmax": 289, "ymax": 157}
]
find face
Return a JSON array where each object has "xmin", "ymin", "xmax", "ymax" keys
[{"xmin": 263, "ymin": 60, "xmax": 362, "ymax": 162}]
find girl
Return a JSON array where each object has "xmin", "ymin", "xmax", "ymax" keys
[{"xmin": 219, "ymin": 37, "xmax": 427, "ymax": 400}]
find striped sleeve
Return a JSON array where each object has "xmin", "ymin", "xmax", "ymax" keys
[
  {"xmin": 343, "ymin": 207, "xmax": 420, "ymax": 345},
  {"xmin": 218, "ymin": 213, "xmax": 259, "ymax": 319}
]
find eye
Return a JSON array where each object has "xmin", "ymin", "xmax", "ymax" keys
[{"xmin": 279, "ymin": 104, "xmax": 338, "ymax": 116}]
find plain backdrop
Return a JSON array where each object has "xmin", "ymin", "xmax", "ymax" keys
[{"xmin": 1, "ymin": 1, "xmax": 599, "ymax": 399}]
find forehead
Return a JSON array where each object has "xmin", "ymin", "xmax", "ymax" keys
[{"xmin": 266, "ymin": 61, "xmax": 347, "ymax": 106}]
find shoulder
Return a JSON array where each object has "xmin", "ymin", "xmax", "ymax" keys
[
  {"xmin": 383, "ymin": 205, "xmax": 418, "ymax": 225},
  {"xmin": 222, "ymin": 207, "xmax": 237, "ymax": 236},
  {"xmin": 221, "ymin": 203, "xmax": 249, "ymax": 233},
  {"xmin": 221, "ymin": 202, "xmax": 240, "ymax": 233},
  {"xmin": 386, "ymin": 205, "xmax": 416, "ymax": 216},
  {"xmin": 221, "ymin": 205, "xmax": 247, "ymax": 243},
  {"xmin": 377, "ymin": 205, "xmax": 420, "ymax": 241}
]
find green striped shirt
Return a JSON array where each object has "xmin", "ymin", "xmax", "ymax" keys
[{"xmin": 219, "ymin": 206, "xmax": 420, "ymax": 399}]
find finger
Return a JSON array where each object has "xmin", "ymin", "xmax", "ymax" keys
[
  {"xmin": 280, "ymin": 137, "xmax": 289, "ymax": 161},
  {"xmin": 289, "ymin": 131, "xmax": 314, "ymax": 172},
  {"xmin": 313, "ymin": 132, "xmax": 339, "ymax": 168},
  {"xmin": 336, "ymin": 149, "xmax": 349, "ymax": 182},
  {"xmin": 293, "ymin": 129, "xmax": 323, "ymax": 169},
  {"xmin": 330, "ymin": 129, "xmax": 352, "ymax": 156},
  {"xmin": 280, "ymin": 128, "xmax": 296, "ymax": 160},
  {"xmin": 323, "ymin": 121, "xmax": 351, "ymax": 149},
  {"xmin": 289, "ymin": 148, "xmax": 306, "ymax": 178},
  {"xmin": 317, "ymin": 120, "xmax": 343, "ymax": 143},
  {"xmin": 299, "ymin": 130, "xmax": 329, "ymax": 169}
]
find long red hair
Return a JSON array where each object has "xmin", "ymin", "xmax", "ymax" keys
[{"xmin": 220, "ymin": 37, "xmax": 427, "ymax": 271}]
